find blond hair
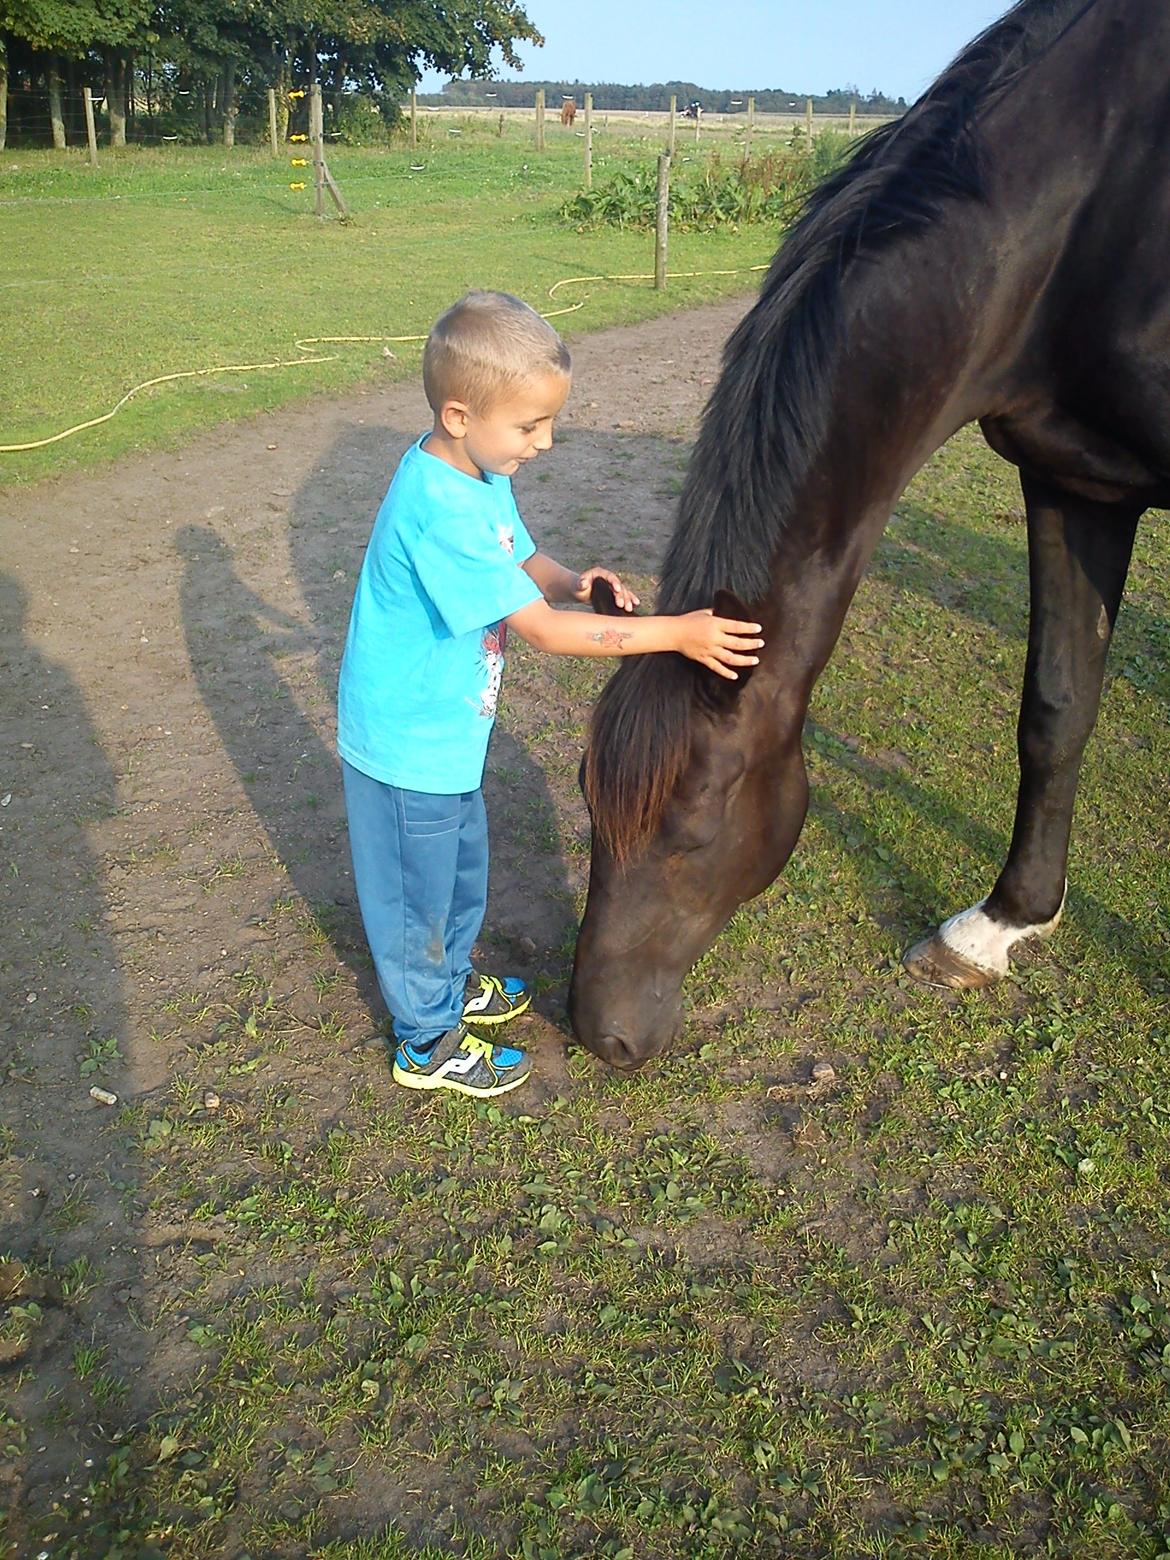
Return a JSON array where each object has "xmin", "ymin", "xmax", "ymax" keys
[{"xmin": 422, "ymin": 290, "xmax": 571, "ymax": 413}]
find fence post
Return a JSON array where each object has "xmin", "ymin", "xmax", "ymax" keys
[
  {"xmin": 848, "ymin": 98, "xmax": 856, "ymax": 137},
  {"xmin": 654, "ymin": 152, "xmax": 670, "ymax": 290},
  {"xmin": 583, "ymin": 91, "xmax": 593, "ymax": 187},
  {"xmin": 311, "ymin": 82, "xmax": 325, "ymax": 218},
  {"xmin": 668, "ymin": 93, "xmax": 676, "ymax": 155},
  {"xmin": 805, "ymin": 97, "xmax": 813, "ymax": 153},
  {"xmin": 268, "ymin": 87, "xmax": 279, "ymax": 155},
  {"xmin": 694, "ymin": 104, "xmax": 701, "ymax": 143},
  {"xmin": 410, "ymin": 87, "xmax": 417, "ymax": 150},
  {"xmin": 83, "ymin": 85, "xmax": 98, "ymax": 166},
  {"xmin": 535, "ymin": 88, "xmax": 545, "ymax": 151},
  {"xmin": 745, "ymin": 94, "xmax": 755, "ymax": 158},
  {"xmin": 497, "ymin": 111, "xmax": 504, "ymax": 137}
]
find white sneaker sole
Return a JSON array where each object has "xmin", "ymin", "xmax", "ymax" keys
[
  {"xmin": 461, "ymin": 994, "xmax": 532, "ymax": 1026},
  {"xmin": 391, "ymin": 1062, "xmax": 531, "ymax": 1097}
]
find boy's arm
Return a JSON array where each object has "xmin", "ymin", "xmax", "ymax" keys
[
  {"xmin": 506, "ymin": 598, "xmax": 763, "ymax": 680},
  {"xmin": 521, "ymin": 550, "xmax": 585, "ymax": 604},
  {"xmin": 521, "ymin": 551, "xmax": 638, "ymax": 610}
]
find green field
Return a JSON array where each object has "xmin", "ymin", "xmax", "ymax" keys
[{"xmin": 0, "ymin": 122, "xmax": 780, "ymax": 485}]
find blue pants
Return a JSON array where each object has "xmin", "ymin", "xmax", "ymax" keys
[{"xmin": 342, "ymin": 760, "xmax": 487, "ymax": 1050}]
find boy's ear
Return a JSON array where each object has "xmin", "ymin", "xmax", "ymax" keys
[
  {"xmin": 438, "ymin": 399, "xmax": 470, "ymax": 439},
  {"xmin": 590, "ymin": 577, "xmax": 624, "ymax": 615}
]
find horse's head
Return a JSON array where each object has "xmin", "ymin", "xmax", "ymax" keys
[{"xmin": 569, "ymin": 580, "xmax": 808, "ymax": 1068}]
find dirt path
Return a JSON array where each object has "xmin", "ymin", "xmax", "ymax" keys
[{"xmin": 0, "ymin": 298, "xmax": 752, "ymax": 1524}]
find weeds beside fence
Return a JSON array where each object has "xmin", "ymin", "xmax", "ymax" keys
[{"xmin": 560, "ymin": 133, "xmax": 853, "ymax": 232}]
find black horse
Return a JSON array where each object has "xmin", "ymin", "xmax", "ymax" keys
[{"xmin": 570, "ymin": 0, "xmax": 1169, "ymax": 1068}]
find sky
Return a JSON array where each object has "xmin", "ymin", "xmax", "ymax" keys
[{"xmin": 417, "ymin": 0, "xmax": 1008, "ymax": 102}]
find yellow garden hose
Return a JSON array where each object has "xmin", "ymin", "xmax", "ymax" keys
[
  {"xmin": 0, "ymin": 357, "xmax": 337, "ymax": 453},
  {"xmin": 0, "ymin": 265, "xmax": 769, "ymax": 455}
]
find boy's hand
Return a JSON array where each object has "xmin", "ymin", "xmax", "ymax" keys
[
  {"xmin": 676, "ymin": 610, "xmax": 764, "ymax": 680},
  {"xmin": 574, "ymin": 567, "xmax": 639, "ymax": 612}
]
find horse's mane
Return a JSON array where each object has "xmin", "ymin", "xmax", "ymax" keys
[{"xmin": 585, "ymin": 0, "xmax": 1097, "ymax": 863}]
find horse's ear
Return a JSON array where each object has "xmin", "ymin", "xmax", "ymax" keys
[
  {"xmin": 704, "ymin": 587, "xmax": 759, "ymax": 704},
  {"xmin": 713, "ymin": 587, "xmax": 752, "ymax": 621},
  {"xmin": 590, "ymin": 577, "xmax": 624, "ymax": 616}
]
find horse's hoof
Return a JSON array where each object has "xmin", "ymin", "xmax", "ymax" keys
[{"xmin": 902, "ymin": 934, "xmax": 998, "ymax": 990}]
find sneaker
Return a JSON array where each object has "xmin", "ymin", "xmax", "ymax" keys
[
  {"xmin": 392, "ymin": 1023, "xmax": 531, "ymax": 1097},
  {"xmin": 462, "ymin": 971, "xmax": 531, "ymax": 1026}
]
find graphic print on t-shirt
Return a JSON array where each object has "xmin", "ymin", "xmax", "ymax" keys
[
  {"xmin": 472, "ymin": 521, "xmax": 516, "ymax": 719},
  {"xmin": 477, "ymin": 625, "xmax": 505, "ymax": 717}
]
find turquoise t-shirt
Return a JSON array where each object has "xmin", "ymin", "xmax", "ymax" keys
[{"xmin": 337, "ymin": 437, "xmax": 543, "ymax": 793}]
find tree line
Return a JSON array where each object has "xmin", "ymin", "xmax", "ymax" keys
[
  {"xmin": 427, "ymin": 80, "xmax": 909, "ymax": 116},
  {"xmin": 0, "ymin": 0, "xmax": 540, "ymax": 149}
]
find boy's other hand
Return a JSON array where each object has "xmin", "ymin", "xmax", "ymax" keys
[
  {"xmin": 677, "ymin": 610, "xmax": 764, "ymax": 680},
  {"xmin": 575, "ymin": 567, "xmax": 639, "ymax": 612}
]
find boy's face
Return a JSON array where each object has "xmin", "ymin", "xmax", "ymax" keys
[{"xmin": 446, "ymin": 371, "xmax": 571, "ymax": 479}]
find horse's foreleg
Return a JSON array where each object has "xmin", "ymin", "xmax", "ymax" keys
[{"xmin": 905, "ymin": 474, "xmax": 1140, "ymax": 988}]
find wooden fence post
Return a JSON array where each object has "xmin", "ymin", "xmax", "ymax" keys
[
  {"xmin": 535, "ymin": 88, "xmax": 545, "ymax": 151},
  {"xmin": 668, "ymin": 93, "xmax": 676, "ymax": 155},
  {"xmin": 308, "ymin": 83, "xmax": 347, "ymax": 217},
  {"xmin": 311, "ymin": 82, "xmax": 325, "ymax": 218},
  {"xmin": 654, "ymin": 152, "xmax": 670, "ymax": 290},
  {"xmin": 410, "ymin": 87, "xmax": 417, "ymax": 150},
  {"xmin": 497, "ymin": 111, "xmax": 505, "ymax": 137},
  {"xmin": 268, "ymin": 87, "xmax": 278, "ymax": 155},
  {"xmin": 583, "ymin": 91, "xmax": 593, "ymax": 187},
  {"xmin": 805, "ymin": 97, "xmax": 813, "ymax": 153},
  {"xmin": 746, "ymin": 95, "xmax": 755, "ymax": 158},
  {"xmin": 695, "ymin": 104, "xmax": 701, "ymax": 143},
  {"xmin": 83, "ymin": 85, "xmax": 98, "ymax": 165},
  {"xmin": 848, "ymin": 98, "xmax": 857, "ymax": 137}
]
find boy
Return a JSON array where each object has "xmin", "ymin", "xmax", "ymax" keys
[{"xmin": 337, "ymin": 291, "xmax": 763, "ymax": 1097}]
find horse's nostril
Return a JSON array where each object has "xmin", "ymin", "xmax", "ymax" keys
[{"xmin": 596, "ymin": 1033, "xmax": 647, "ymax": 1071}]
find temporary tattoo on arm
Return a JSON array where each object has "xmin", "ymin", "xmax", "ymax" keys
[{"xmin": 589, "ymin": 627, "xmax": 633, "ymax": 650}]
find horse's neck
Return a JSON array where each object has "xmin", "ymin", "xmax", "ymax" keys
[{"xmin": 672, "ymin": 0, "xmax": 1167, "ymax": 625}]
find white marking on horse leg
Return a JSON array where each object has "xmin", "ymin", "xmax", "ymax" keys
[{"xmin": 938, "ymin": 884, "xmax": 1067, "ymax": 977}]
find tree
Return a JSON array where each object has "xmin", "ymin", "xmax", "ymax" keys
[
  {"xmin": 0, "ymin": 0, "xmax": 155, "ymax": 145},
  {"xmin": 283, "ymin": 0, "xmax": 543, "ymax": 114},
  {"xmin": 0, "ymin": 0, "xmax": 98, "ymax": 145},
  {"xmin": 0, "ymin": 0, "xmax": 541, "ymax": 147},
  {"xmin": 159, "ymin": 0, "xmax": 542, "ymax": 141}
]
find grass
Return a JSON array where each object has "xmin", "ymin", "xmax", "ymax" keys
[
  {"xmin": 1, "ymin": 120, "xmax": 779, "ymax": 485},
  {"xmin": 4, "ymin": 425, "xmax": 1167, "ymax": 1556}
]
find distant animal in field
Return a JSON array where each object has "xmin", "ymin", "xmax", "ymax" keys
[{"xmin": 561, "ymin": 98, "xmax": 577, "ymax": 127}]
